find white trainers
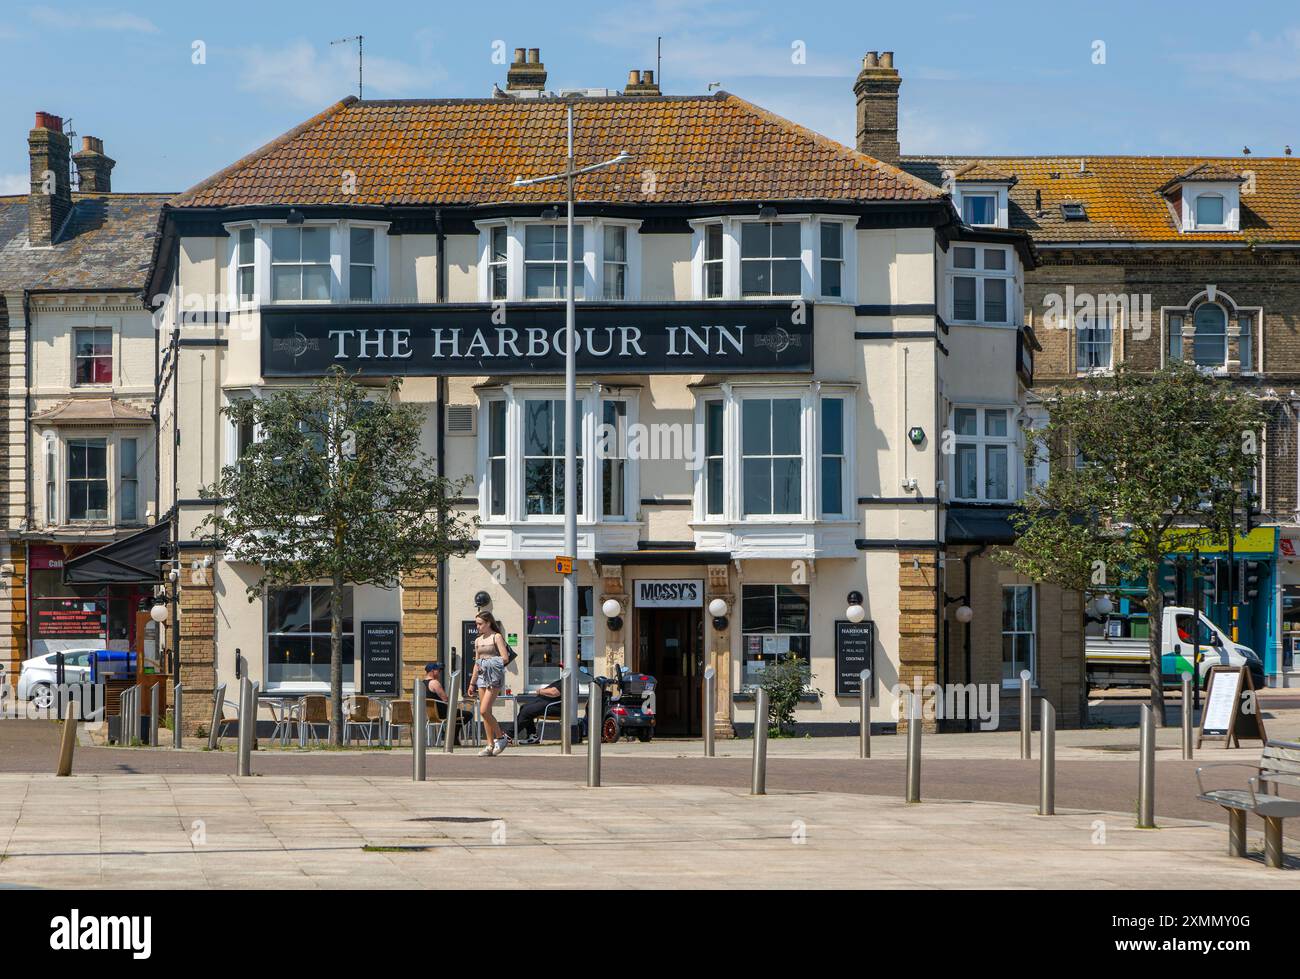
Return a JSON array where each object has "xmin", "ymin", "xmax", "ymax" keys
[
  {"xmin": 477, "ymin": 743, "xmax": 495, "ymax": 757},
  {"xmin": 491, "ymin": 736, "xmax": 509, "ymax": 756}
]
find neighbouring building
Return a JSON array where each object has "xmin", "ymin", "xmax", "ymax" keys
[
  {"xmin": 903, "ymin": 152, "xmax": 1300, "ymax": 687},
  {"xmin": 0, "ymin": 112, "xmax": 169, "ymax": 687},
  {"xmin": 148, "ymin": 48, "xmax": 1084, "ymax": 737}
]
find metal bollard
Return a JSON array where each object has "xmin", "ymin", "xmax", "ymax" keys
[
  {"xmin": 149, "ymin": 683, "xmax": 160, "ymax": 747},
  {"xmin": 237, "ymin": 676, "xmax": 253, "ymax": 777},
  {"xmin": 443, "ymin": 670, "xmax": 459, "ymax": 754},
  {"xmin": 1039, "ymin": 700, "xmax": 1056, "ymax": 816},
  {"xmin": 906, "ymin": 692, "xmax": 922, "ymax": 803},
  {"xmin": 413, "ymin": 677, "xmax": 427, "ymax": 781},
  {"xmin": 751, "ymin": 687, "xmax": 769, "ymax": 795},
  {"xmin": 208, "ymin": 683, "xmax": 225, "ymax": 751},
  {"xmin": 702, "ymin": 667, "xmax": 716, "ymax": 757},
  {"xmin": 173, "ymin": 683, "xmax": 183, "ymax": 749},
  {"xmin": 561, "ymin": 668, "xmax": 573, "ymax": 755},
  {"xmin": 859, "ymin": 669, "xmax": 872, "ymax": 759},
  {"xmin": 1137, "ymin": 704, "xmax": 1155, "ymax": 828},
  {"xmin": 586, "ymin": 680, "xmax": 602, "ymax": 787},
  {"xmin": 56, "ymin": 706, "xmax": 77, "ymax": 776},
  {"xmin": 1019, "ymin": 670, "xmax": 1032, "ymax": 760},
  {"xmin": 1181, "ymin": 672, "xmax": 1194, "ymax": 760}
]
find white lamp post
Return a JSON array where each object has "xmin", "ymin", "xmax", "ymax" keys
[{"xmin": 513, "ymin": 110, "xmax": 631, "ymax": 739}]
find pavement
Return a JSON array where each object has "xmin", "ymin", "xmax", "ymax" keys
[{"xmin": 1, "ymin": 772, "xmax": 1297, "ymax": 889}]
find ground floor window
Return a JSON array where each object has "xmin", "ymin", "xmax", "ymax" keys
[
  {"xmin": 1002, "ymin": 584, "xmax": 1035, "ymax": 684},
  {"xmin": 740, "ymin": 584, "xmax": 810, "ymax": 688},
  {"xmin": 266, "ymin": 585, "xmax": 354, "ymax": 688},
  {"xmin": 525, "ymin": 585, "xmax": 593, "ymax": 688}
]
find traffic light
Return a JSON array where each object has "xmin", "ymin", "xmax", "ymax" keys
[
  {"xmin": 1158, "ymin": 561, "xmax": 1179, "ymax": 603},
  {"xmin": 1242, "ymin": 560, "xmax": 1265, "ymax": 602},
  {"xmin": 1215, "ymin": 560, "xmax": 1231, "ymax": 600}
]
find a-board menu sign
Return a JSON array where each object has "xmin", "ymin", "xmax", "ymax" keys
[
  {"xmin": 1197, "ymin": 664, "xmax": 1267, "ymax": 749},
  {"xmin": 360, "ymin": 621, "xmax": 400, "ymax": 696},
  {"xmin": 835, "ymin": 619, "xmax": 875, "ymax": 697}
]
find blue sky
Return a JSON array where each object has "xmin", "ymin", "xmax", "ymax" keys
[{"xmin": 0, "ymin": 0, "xmax": 1296, "ymax": 193}]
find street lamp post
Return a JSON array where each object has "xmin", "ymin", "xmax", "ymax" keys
[{"xmin": 514, "ymin": 106, "xmax": 630, "ymax": 749}]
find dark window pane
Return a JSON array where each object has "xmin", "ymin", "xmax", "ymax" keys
[
  {"xmin": 822, "ymin": 261, "xmax": 841, "ymax": 297},
  {"xmin": 776, "ymin": 585, "xmax": 810, "ymax": 633},
  {"xmin": 771, "ymin": 222, "xmax": 800, "ymax": 257},
  {"xmin": 822, "ymin": 398, "xmax": 843, "ymax": 455},
  {"xmin": 527, "ymin": 586, "xmax": 561, "ymax": 636},
  {"xmin": 772, "ymin": 399, "xmax": 801, "ymax": 455},
  {"xmin": 984, "ymin": 278, "xmax": 1007, "ymax": 322},
  {"xmin": 524, "ymin": 400, "xmax": 552, "ymax": 455},
  {"xmin": 820, "ymin": 222, "xmax": 842, "ymax": 259},
  {"xmin": 771, "ymin": 258, "xmax": 801, "ymax": 295},
  {"xmin": 707, "ymin": 458, "xmax": 724, "ymax": 515},
  {"xmin": 740, "ymin": 223, "xmax": 767, "ymax": 258},
  {"xmin": 741, "ymin": 260, "xmax": 767, "ymax": 296},
  {"xmin": 742, "ymin": 400, "xmax": 771, "ymax": 455},
  {"xmin": 743, "ymin": 458, "xmax": 772, "ymax": 514},
  {"xmin": 741, "ymin": 585, "xmax": 776, "ymax": 633},
  {"xmin": 705, "ymin": 263, "xmax": 723, "ymax": 298},
  {"xmin": 821, "ymin": 457, "xmax": 842, "ymax": 514},
  {"xmin": 705, "ymin": 224, "xmax": 723, "ymax": 261},
  {"xmin": 269, "ymin": 588, "xmax": 310, "ymax": 633},
  {"xmin": 772, "ymin": 458, "xmax": 801, "ymax": 513},
  {"xmin": 953, "ymin": 277, "xmax": 976, "ymax": 319},
  {"xmin": 705, "ymin": 401, "xmax": 724, "ymax": 456},
  {"xmin": 489, "ymin": 459, "xmax": 506, "ymax": 515},
  {"xmin": 350, "ymin": 227, "xmax": 374, "ymax": 265}
]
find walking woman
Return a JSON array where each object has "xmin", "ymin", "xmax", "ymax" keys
[{"xmin": 469, "ymin": 610, "xmax": 512, "ymax": 756}]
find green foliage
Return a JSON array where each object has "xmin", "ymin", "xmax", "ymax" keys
[
  {"xmin": 200, "ymin": 368, "xmax": 477, "ymax": 744},
  {"xmin": 757, "ymin": 654, "xmax": 823, "ymax": 736},
  {"xmin": 1001, "ymin": 362, "xmax": 1267, "ymax": 718}
]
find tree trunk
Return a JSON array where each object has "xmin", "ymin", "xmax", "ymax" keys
[
  {"xmin": 330, "ymin": 574, "xmax": 344, "ymax": 746},
  {"xmin": 1146, "ymin": 562, "xmax": 1167, "ymax": 727}
]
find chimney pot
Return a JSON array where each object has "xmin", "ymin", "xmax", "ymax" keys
[
  {"xmin": 643, "ymin": 69, "xmax": 654, "ymax": 85},
  {"xmin": 880, "ymin": 51, "xmax": 894, "ymax": 68},
  {"xmin": 527, "ymin": 47, "xmax": 540, "ymax": 64},
  {"xmin": 864, "ymin": 52, "xmax": 878, "ymax": 68},
  {"xmin": 628, "ymin": 69, "xmax": 641, "ymax": 85},
  {"xmin": 513, "ymin": 47, "xmax": 526, "ymax": 64},
  {"xmin": 73, "ymin": 134, "xmax": 115, "ymax": 193}
]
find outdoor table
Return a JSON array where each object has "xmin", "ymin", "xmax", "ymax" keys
[{"xmin": 258, "ymin": 695, "xmax": 299, "ymax": 746}]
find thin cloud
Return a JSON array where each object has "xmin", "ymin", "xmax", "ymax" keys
[
  {"xmin": 27, "ymin": 6, "xmax": 159, "ymax": 33},
  {"xmin": 1188, "ymin": 27, "xmax": 1300, "ymax": 82},
  {"xmin": 0, "ymin": 173, "xmax": 28, "ymax": 195},
  {"xmin": 236, "ymin": 40, "xmax": 441, "ymax": 106}
]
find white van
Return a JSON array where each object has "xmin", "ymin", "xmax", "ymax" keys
[{"xmin": 1086, "ymin": 606, "xmax": 1265, "ymax": 690}]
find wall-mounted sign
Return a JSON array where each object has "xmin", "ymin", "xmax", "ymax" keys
[
  {"xmin": 261, "ymin": 302, "xmax": 814, "ymax": 377},
  {"xmin": 835, "ymin": 619, "xmax": 875, "ymax": 696},
  {"xmin": 634, "ymin": 579, "xmax": 704, "ymax": 608},
  {"xmin": 360, "ymin": 621, "xmax": 400, "ymax": 696}
]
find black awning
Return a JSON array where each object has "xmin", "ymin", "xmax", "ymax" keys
[
  {"xmin": 62, "ymin": 522, "xmax": 169, "ymax": 584},
  {"xmin": 946, "ymin": 506, "xmax": 1020, "ymax": 545}
]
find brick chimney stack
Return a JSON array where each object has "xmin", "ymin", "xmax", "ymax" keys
[
  {"xmin": 623, "ymin": 69, "xmax": 661, "ymax": 96},
  {"xmin": 854, "ymin": 51, "xmax": 901, "ymax": 166},
  {"xmin": 506, "ymin": 47, "xmax": 547, "ymax": 92},
  {"xmin": 73, "ymin": 135, "xmax": 115, "ymax": 193},
  {"xmin": 28, "ymin": 111, "xmax": 72, "ymax": 246}
]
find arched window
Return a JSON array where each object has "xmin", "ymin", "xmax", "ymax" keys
[
  {"xmin": 1195, "ymin": 193, "xmax": 1225, "ymax": 227},
  {"xmin": 1192, "ymin": 303, "xmax": 1228, "ymax": 367}
]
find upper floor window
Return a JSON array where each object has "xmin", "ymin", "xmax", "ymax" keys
[
  {"xmin": 952, "ymin": 406, "xmax": 1014, "ymax": 503},
  {"xmin": 741, "ymin": 221, "xmax": 801, "ymax": 297},
  {"xmin": 271, "ymin": 226, "xmax": 330, "ymax": 302},
  {"xmin": 602, "ymin": 227, "xmax": 627, "ymax": 300},
  {"xmin": 67, "ymin": 438, "xmax": 108, "ymax": 522},
  {"xmin": 349, "ymin": 227, "xmax": 375, "ymax": 302},
  {"xmin": 949, "ymin": 245, "xmax": 1012, "ymax": 324},
  {"xmin": 1193, "ymin": 303, "xmax": 1228, "ymax": 367},
  {"xmin": 704, "ymin": 224, "xmax": 724, "ymax": 299},
  {"xmin": 488, "ymin": 226, "xmax": 508, "ymax": 301},
  {"xmin": 73, "ymin": 328, "xmax": 112, "ymax": 385},
  {"xmin": 236, "ymin": 228, "xmax": 255, "ymax": 303},
  {"xmin": 525, "ymin": 225, "xmax": 584, "ymax": 300},
  {"xmin": 962, "ymin": 194, "xmax": 997, "ymax": 226},
  {"xmin": 1076, "ymin": 312, "xmax": 1113, "ymax": 372},
  {"xmin": 119, "ymin": 438, "xmax": 139, "ymax": 523},
  {"xmin": 742, "ymin": 397, "xmax": 802, "ymax": 516},
  {"xmin": 820, "ymin": 396, "xmax": 847, "ymax": 516},
  {"xmin": 819, "ymin": 221, "xmax": 844, "ymax": 299}
]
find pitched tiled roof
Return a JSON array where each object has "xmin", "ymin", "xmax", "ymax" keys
[
  {"xmin": 172, "ymin": 94, "xmax": 943, "ymax": 208},
  {"xmin": 952, "ymin": 161, "xmax": 1017, "ymax": 184},
  {"xmin": 901, "ymin": 156, "xmax": 1300, "ymax": 243},
  {"xmin": 0, "ymin": 193, "xmax": 169, "ymax": 292},
  {"xmin": 31, "ymin": 398, "xmax": 153, "ymax": 424}
]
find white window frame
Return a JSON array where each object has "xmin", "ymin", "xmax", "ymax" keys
[
  {"xmin": 264, "ymin": 583, "xmax": 356, "ymax": 693},
  {"xmin": 72, "ymin": 325, "xmax": 114, "ymax": 387},
  {"xmin": 1001, "ymin": 584, "xmax": 1036, "ymax": 687},
  {"xmin": 269, "ymin": 224, "xmax": 335, "ymax": 304},
  {"xmin": 954, "ymin": 184, "xmax": 1010, "ymax": 228},
  {"xmin": 689, "ymin": 215, "xmax": 850, "ymax": 301},
  {"xmin": 947, "ymin": 244, "xmax": 1015, "ymax": 326},
  {"xmin": 65, "ymin": 435, "xmax": 109, "ymax": 523},
  {"xmin": 1179, "ymin": 182, "xmax": 1241, "ymax": 233},
  {"xmin": 524, "ymin": 584, "xmax": 594, "ymax": 690},
  {"xmin": 739, "ymin": 582, "xmax": 812, "ymax": 691},
  {"xmin": 950, "ymin": 405, "xmax": 1017, "ymax": 503},
  {"xmin": 223, "ymin": 220, "xmax": 389, "ymax": 308},
  {"xmin": 344, "ymin": 223, "xmax": 385, "ymax": 303},
  {"xmin": 1075, "ymin": 309, "xmax": 1115, "ymax": 374},
  {"xmin": 692, "ymin": 382, "xmax": 854, "ymax": 524},
  {"xmin": 1160, "ymin": 291, "xmax": 1263, "ymax": 373},
  {"xmin": 474, "ymin": 218, "xmax": 639, "ymax": 303}
]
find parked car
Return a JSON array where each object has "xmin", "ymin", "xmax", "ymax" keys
[{"xmin": 16, "ymin": 649, "xmax": 100, "ymax": 708}]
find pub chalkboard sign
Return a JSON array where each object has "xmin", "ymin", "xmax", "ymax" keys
[
  {"xmin": 835, "ymin": 619, "xmax": 875, "ymax": 697},
  {"xmin": 360, "ymin": 621, "xmax": 400, "ymax": 696}
]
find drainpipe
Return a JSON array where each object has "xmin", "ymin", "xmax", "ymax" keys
[
  {"xmin": 435, "ymin": 209, "xmax": 449, "ymax": 675},
  {"xmin": 22, "ymin": 291, "xmax": 33, "ymax": 534},
  {"xmin": 961, "ymin": 542, "xmax": 988, "ymax": 731}
]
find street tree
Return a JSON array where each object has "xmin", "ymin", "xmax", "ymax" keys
[
  {"xmin": 1001, "ymin": 362, "xmax": 1267, "ymax": 724},
  {"xmin": 201, "ymin": 368, "xmax": 476, "ymax": 745}
]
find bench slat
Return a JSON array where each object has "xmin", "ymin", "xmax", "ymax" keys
[{"xmin": 1199, "ymin": 789, "xmax": 1256, "ymax": 810}]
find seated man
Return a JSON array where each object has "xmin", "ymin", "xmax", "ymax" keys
[
  {"xmin": 515, "ymin": 674, "xmax": 564, "ymax": 744},
  {"xmin": 424, "ymin": 663, "xmax": 474, "ymax": 744}
]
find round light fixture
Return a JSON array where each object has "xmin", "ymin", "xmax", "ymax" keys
[
  {"xmin": 602, "ymin": 598, "xmax": 622, "ymax": 618},
  {"xmin": 150, "ymin": 603, "xmax": 169, "ymax": 624},
  {"xmin": 955, "ymin": 605, "xmax": 974, "ymax": 624},
  {"xmin": 474, "ymin": 590, "xmax": 491, "ymax": 608},
  {"xmin": 1094, "ymin": 594, "xmax": 1114, "ymax": 616},
  {"xmin": 846, "ymin": 604, "xmax": 866, "ymax": 624},
  {"xmin": 708, "ymin": 598, "xmax": 728, "ymax": 618}
]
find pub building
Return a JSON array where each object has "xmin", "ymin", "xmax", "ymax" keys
[
  {"xmin": 149, "ymin": 48, "xmax": 1084, "ymax": 736},
  {"xmin": 0, "ymin": 114, "xmax": 170, "ymax": 679}
]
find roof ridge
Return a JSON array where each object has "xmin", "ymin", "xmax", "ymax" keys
[
  {"xmin": 719, "ymin": 93, "xmax": 944, "ymax": 200},
  {"xmin": 170, "ymin": 96, "xmax": 360, "ymax": 206}
]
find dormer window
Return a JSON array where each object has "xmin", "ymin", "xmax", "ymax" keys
[
  {"xmin": 962, "ymin": 194, "xmax": 997, "ymax": 226},
  {"xmin": 1195, "ymin": 194, "xmax": 1225, "ymax": 227},
  {"xmin": 1161, "ymin": 167, "xmax": 1242, "ymax": 233}
]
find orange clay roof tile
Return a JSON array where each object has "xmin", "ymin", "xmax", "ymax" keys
[
  {"xmin": 902, "ymin": 156, "xmax": 1300, "ymax": 243},
  {"xmin": 172, "ymin": 94, "xmax": 944, "ymax": 209}
]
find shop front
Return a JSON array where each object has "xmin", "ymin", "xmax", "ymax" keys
[{"xmin": 26, "ymin": 544, "xmax": 153, "ymax": 659}]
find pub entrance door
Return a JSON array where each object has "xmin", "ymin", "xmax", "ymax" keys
[{"xmin": 636, "ymin": 606, "xmax": 703, "ymax": 736}]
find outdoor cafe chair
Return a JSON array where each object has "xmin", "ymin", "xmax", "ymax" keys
[
  {"xmin": 536, "ymin": 698, "xmax": 565, "ymax": 744},
  {"xmin": 297, "ymin": 695, "xmax": 328, "ymax": 747},
  {"xmin": 216, "ymin": 695, "xmax": 242, "ymax": 747},
  {"xmin": 387, "ymin": 699, "xmax": 414, "ymax": 745},
  {"xmin": 344, "ymin": 695, "xmax": 376, "ymax": 746}
]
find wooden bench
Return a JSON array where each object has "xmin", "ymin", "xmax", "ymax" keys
[{"xmin": 1196, "ymin": 740, "xmax": 1300, "ymax": 868}]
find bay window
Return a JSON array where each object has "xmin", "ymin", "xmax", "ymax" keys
[
  {"xmin": 819, "ymin": 221, "xmax": 844, "ymax": 298},
  {"xmin": 949, "ymin": 244, "xmax": 1013, "ymax": 324},
  {"xmin": 742, "ymin": 397, "xmax": 802, "ymax": 516},
  {"xmin": 602, "ymin": 226, "xmax": 627, "ymax": 300},
  {"xmin": 525, "ymin": 225, "xmax": 584, "ymax": 300},
  {"xmin": 348, "ymin": 227, "xmax": 375, "ymax": 301},
  {"xmin": 704, "ymin": 223, "xmax": 724, "ymax": 298},
  {"xmin": 523, "ymin": 398, "xmax": 584, "ymax": 515},
  {"xmin": 952, "ymin": 406, "xmax": 1015, "ymax": 502}
]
